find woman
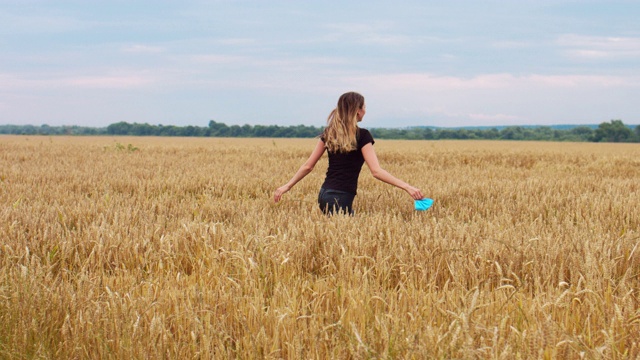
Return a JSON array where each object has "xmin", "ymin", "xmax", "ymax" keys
[{"xmin": 274, "ymin": 91, "xmax": 424, "ymax": 214}]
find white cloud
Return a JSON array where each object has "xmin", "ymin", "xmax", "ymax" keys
[
  {"xmin": 186, "ymin": 54, "xmax": 250, "ymax": 64},
  {"xmin": 216, "ymin": 38, "xmax": 257, "ymax": 45},
  {"xmin": 346, "ymin": 72, "xmax": 640, "ymax": 126},
  {"xmin": 557, "ymin": 34, "xmax": 640, "ymax": 60},
  {"xmin": 68, "ymin": 75, "xmax": 154, "ymax": 89},
  {"xmin": 468, "ymin": 113, "xmax": 521, "ymax": 122},
  {"xmin": 491, "ymin": 40, "xmax": 534, "ymax": 49},
  {"xmin": 350, "ymin": 73, "xmax": 638, "ymax": 91},
  {"xmin": 121, "ymin": 44, "xmax": 166, "ymax": 54},
  {"xmin": 323, "ymin": 22, "xmax": 412, "ymax": 45},
  {"xmin": 0, "ymin": 72, "xmax": 156, "ymax": 90},
  {"xmin": 0, "ymin": 11, "xmax": 83, "ymax": 34}
]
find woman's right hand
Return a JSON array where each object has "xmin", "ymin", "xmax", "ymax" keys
[{"xmin": 274, "ymin": 185, "xmax": 291, "ymax": 203}]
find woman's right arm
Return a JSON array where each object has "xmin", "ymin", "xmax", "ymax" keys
[
  {"xmin": 361, "ymin": 143, "xmax": 424, "ymax": 200},
  {"xmin": 274, "ymin": 139, "xmax": 326, "ymax": 203}
]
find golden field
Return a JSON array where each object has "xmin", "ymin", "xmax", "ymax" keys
[{"xmin": 1, "ymin": 135, "xmax": 639, "ymax": 359}]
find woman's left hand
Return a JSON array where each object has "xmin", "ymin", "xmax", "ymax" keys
[{"xmin": 405, "ymin": 185, "xmax": 424, "ymax": 200}]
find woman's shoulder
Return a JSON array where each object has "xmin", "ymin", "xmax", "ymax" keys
[
  {"xmin": 359, "ymin": 127, "xmax": 373, "ymax": 137},
  {"xmin": 357, "ymin": 127, "xmax": 375, "ymax": 147}
]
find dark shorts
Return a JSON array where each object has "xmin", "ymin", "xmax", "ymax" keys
[{"xmin": 318, "ymin": 188, "xmax": 355, "ymax": 215}]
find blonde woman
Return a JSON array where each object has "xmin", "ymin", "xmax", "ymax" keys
[{"xmin": 274, "ymin": 91, "xmax": 424, "ymax": 214}]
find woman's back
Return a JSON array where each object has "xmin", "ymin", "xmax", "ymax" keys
[{"xmin": 321, "ymin": 128, "xmax": 374, "ymax": 195}]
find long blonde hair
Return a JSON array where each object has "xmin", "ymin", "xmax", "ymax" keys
[{"xmin": 322, "ymin": 92, "xmax": 365, "ymax": 153}]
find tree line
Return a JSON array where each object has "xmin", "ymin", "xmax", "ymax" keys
[{"xmin": 1, "ymin": 119, "xmax": 639, "ymax": 143}]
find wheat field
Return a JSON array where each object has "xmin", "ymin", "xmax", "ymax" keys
[{"xmin": 1, "ymin": 135, "xmax": 639, "ymax": 359}]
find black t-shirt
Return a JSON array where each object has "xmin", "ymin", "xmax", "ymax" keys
[{"xmin": 321, "ymin": 128, "xmax": 375, "ymax": 195}]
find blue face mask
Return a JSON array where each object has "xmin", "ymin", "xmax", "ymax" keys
[{"xmin": 414, "ymin": 198, "xmax": 434, "ymax": 211}]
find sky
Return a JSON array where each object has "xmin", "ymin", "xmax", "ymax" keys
[{"xmin": 1, "ymin": 0, "xmax": 639, "ymax": 128}]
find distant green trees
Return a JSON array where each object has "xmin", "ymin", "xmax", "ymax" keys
[
  {"xmin": 0, "ymin": 124, "xmax": 103, "ymax": 135},
  {"xmin": 205, "ymin": 121, "xmax": 322, "ymax": 138},
  {"xmin": 592, "ymin": 119, "xmax": 636, "ymax": 142},
  {"xmin": 1, "ymin": 119, "xmax": 638, "ymax": 142}
]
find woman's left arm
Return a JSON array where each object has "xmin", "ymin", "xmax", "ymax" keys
[
  {"xmin": 274, "ymin": 139, "xmax": 326, "ymax": 203},
  {"xmin": 362, "ymin": 143, "xmax": 424, "ymax": 200}
]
